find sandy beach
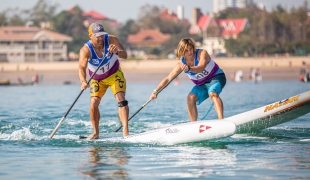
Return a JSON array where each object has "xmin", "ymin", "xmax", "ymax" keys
[{"xmin": 0, "ymin": 56, "xmax": 309, "ymax": 84}]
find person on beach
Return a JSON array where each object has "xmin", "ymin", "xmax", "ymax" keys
[
  {"xmin": 149, "ymin": 38, "xmax": 226, "ymax": 121},
  {"xmin": 79, "ymin": 22, "xmax": 129, "ymax": 139}
]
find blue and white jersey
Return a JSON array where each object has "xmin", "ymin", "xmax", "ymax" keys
[
  {"xmin": 181, "ymin": 49, "xmax": 223, "ymax": 86},
  {"xmin": 86, "ymin": 34, "xmax": 119, "ymax": 80}
]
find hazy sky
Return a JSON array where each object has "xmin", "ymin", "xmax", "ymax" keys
[{"xmin": 0, "ymin": 0, "xmax": 309, "ymax": 23}]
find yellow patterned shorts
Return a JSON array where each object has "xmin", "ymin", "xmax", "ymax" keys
[{"xmin": 89, "ymin": 68, "xmax": 126, "ymax": 98}]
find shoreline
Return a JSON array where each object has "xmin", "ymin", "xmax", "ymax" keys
[{"xmin": 0, "ymin": 57, "xmax": 309, "ymax": 84}]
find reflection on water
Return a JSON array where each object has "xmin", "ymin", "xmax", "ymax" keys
[{"xmin": 79, "ymin": 146, "xmax": 131, "ymax": 179}]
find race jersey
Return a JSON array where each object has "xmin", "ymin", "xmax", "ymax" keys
[
  {"xmin": 181, "ymin": 49, "xmax": 223, "ymax": 86},
  {"xmin": 86, "ymin": 34, "xmax": 119, "ymax": 80}
]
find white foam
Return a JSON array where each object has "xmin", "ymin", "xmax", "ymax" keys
[
  {"xmin": 0, "ymin": 124, "xmax": 13, "ymax": 129},
  {"xmin": 231, "ymin": 134, "xmax": 268, "ymax": 140},
  {"xmin": 66, "ymin": 118, "xmax": 119, "ymax": 127},
  {"xmin": 144, "ymin": 121, "xmax": 173, "ymax": 129},
  {"xmin": 66, "ymin": 119, "xmax": 92, "ymax": 127},
  {"xmin": 0, "ymin": 127, "xmax": 39, "ymax": 141}
]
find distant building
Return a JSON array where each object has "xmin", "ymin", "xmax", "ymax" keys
[
  {"xmin": 159, "ymin": 7, "xmax": 190, "ymax": 25},
  {"xmin": 0, "ymin": 26, "xmax": 72, "ymax": 62},
  {"xmin": 68, "ymin": 8, "xmax": 121, "ymax": 31},
  {"xmin": 127, "ymin": 29, "xmax": 171, "ymax": 48},
  {"xmin": 127, "ymin": 29, "xmax": 171, "ymax": 59},
  {"xmin": 213, "ymin": 0, "xmax": 254, "ymax": 13},
  {"xmin": 82, "ymin": 10, "xmax": 121, "ymax": 31},
  {"xmin": 189, "ymin": 8, "xmax": 249, "ymax": 55}
]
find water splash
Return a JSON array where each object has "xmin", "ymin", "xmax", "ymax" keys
[{"xmin": 0, "ymin": 127, "xmax": 38, "ymax": 141}]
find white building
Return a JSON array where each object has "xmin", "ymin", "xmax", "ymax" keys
[
  {"xmin": 213, "ymin": 0, "xmax": 254, "ymax": 13},
  {"xmin": 0, "ymin": 26, "xmax": 72, "ymax": 62}
]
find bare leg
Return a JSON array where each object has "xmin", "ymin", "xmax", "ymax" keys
[
  {"xmin": 187, "ymin": 93, "xmax": 198, "ymax": 121},
  {"xmin": 88, "ymin": 97, "xmax": 101, "ymax": 139},
  {"xmin": 115, "ymin": 92, "xmax": 129, "ymax": 136},
  {"xmin": 209, "ymin": 92, "xmax": 224, "ymax": 119}
]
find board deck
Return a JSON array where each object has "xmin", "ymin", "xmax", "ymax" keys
[{"xmin": 80, "ymin": 91, "xmax": 310, "ymax": 145}]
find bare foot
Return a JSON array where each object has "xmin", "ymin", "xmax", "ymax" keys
[{"xmin": 86, "ymin": 133, "xmax": 99, "ymax": 140}]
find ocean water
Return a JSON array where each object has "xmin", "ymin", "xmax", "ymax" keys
[{"xmin": 0, "ymin": 79, "xmax": 310, "ymax": 179}]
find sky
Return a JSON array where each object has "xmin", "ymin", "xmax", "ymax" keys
[{"xmin": 0, "ymin": 0, "xmax": 309, "ymax": 23}]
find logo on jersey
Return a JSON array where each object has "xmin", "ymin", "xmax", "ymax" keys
[{"xmin": 92, "ymin": 59, "xmax": 100, "ymax": 65}]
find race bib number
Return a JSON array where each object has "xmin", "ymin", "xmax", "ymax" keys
[
  {"xmin": 196, "ymin": 70, "xmax": 209, "ymax": 79},
  {"xmin": 99, "ymin": 62, "xmax": 111, "ymax": 73}
]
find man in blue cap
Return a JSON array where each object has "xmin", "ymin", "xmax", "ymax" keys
[{"xmin": 78, "ymin": 22, "xmax": 129, "ymax": 139}]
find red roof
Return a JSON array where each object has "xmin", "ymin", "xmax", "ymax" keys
[
  {"xmin": 0, "ymin": 26, "xmax": 72, "ymax": 41},
  {"xmin": 159, "ymin": 9, "xmax": 190, "ymax": 25},
  {"xmin": 197, "ymin": 15, "xmax": 211, "ymax": 31},
  {"xmin": 189, "ymin": 15, "xmax": 216, "ymax": 34},
  {"xmin": 189, "ymin": 25, "xmax": 201, "ymax": 34},
  {"xmin": 159, "ymin": 9, "xmax": 179, "ymax": 22},
  {"xmin": 127, "ymin": 29, "xmax": 171, "ymax": 46},
  {"xmin": 189, "ymin": 15, "xmax": 248, "ymax": 37},
  {"xmin": 216, "ymin": 18, "xmax": 247, "ymax": 37},
  {"xmin": 83, "ymin": 10, "xmax": 108, "ymax": 20}
]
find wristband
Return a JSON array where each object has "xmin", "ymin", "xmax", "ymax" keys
[{"xmin": 153, "ymin": 89, "xmax": 158, "ymax": 93}]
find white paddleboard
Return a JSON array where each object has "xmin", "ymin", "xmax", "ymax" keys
[
  {"xmin": 86, "ymin": 120, "xmax": 236, "ymax": 145},
  {"xmin": 225, "ymin": 90, "xmax": 310, "ymax": 133},
  {"xmin": 80, "ymin": 90, "xmax": 310, "ymax": 145}
]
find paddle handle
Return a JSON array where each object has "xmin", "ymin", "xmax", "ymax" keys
[{"xmin": 114, "ymin": 70, "xmax": 182, "ymax": 132}]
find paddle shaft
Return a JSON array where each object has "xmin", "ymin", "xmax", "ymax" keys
[
  {"xmin": 114, "ymin": 70, "xmax": 182, "ymax": 132},
  {"xmin": 49, "ymin": 53, "xmax": 112, "ymax": 138}
]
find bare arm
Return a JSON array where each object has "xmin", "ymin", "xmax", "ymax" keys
[
  {"xmin": 188, "ymin": 49, "xmax": 211, "ymax": 73},
  {"xmin": 78, "ymin": 45, "xmax": 90, "ymax": 90},
  {"xmin": 149, "ymin": 62, "xmax": 183, "ymax": 100},
  {"xmin": 108, "ymin": 35, "xmax": 127, "ymax": 59}
]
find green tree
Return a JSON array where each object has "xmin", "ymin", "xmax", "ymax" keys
[
  {"xmin": 118, "ymin": 19, "xmax": 139, "ymax": 48},
  {"xmin": 25, "ymin": 0, "xmax": 58, "ymax": 27},
  {"xmin": 52, "ymin": 6, "xmax": 87, "ymax": 53},
  {"xmin": 1, "ymin": 8, "xmax": 27, "ymax": 26},
  {"xmin": 0, "ymin": 11, "xmax": 8, "ymax": 26},
  {"xmin": 135, "ymin": 4, "xmax": 163, "ymax": 29},
  {"xmin": 223, "ymin": 3, "xmax": 310, "ymax": 56}
]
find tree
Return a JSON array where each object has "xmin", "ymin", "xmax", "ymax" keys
[
  {"xmin": 0, "ymin": 8, "xmax": 27, "ymax": 26},
  {"xmin": 135, "ymin": 4, "xmax": 163, "ymax": 29},
  {"xmin": 223, "ymin": 3, "xmax": 310, "ymax": 56},
  {"xmin": 25, "ymin": 0, "xmax": 58, "ymax": 27},
  {"xmin": 52, "ymin": 6, "xmax": 87, "ymax": 53},
  {"xmin": 118, "ymin": 19, "xmax": 139, "ymax": 48},
  {"xmin": 0, "ymin": 11, "xmax": 8, "ymax": 26}
]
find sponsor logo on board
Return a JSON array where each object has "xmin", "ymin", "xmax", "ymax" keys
[
  {"xmin": 261, "ymin": 101, "xmax": 306, "ymax": 121},
  {"xmin": 264, "ymin": 95, "xmax": 300, "ymax": 112},
  {"xmin": 199, "ymin": 125, "xmax": 211, "ymax": 133},
  {"xmin": 165, "ymin": 128, "xmax": 180, "ymax": 134}
]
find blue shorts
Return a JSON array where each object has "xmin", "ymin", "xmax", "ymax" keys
[{"xmin": 190, "ymin": 73, "xmax": 226, "ymax": 105}]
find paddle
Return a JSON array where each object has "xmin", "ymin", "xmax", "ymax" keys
[
  {"xmin": 49, "ymin": 52, "xmax": 112, "ymax": 139},
  {"xmin": 114, "ymin": 70, "xmax": 183, "ymax": 132}
]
